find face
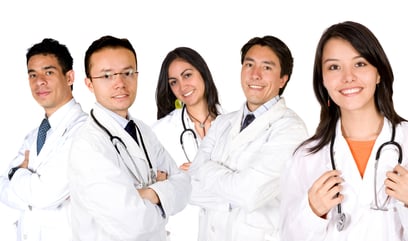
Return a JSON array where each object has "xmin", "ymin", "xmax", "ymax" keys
[
  {"xmin": 241, "ymin": 45, "xmax": 287, "ymax": 112},
  {"xmin": 28, "ymin": 54, "xmax": 74, "ymax": 117},
  {"xmin": 85, "ymin": 47, "xmax": 138, "ymax": 118},
  {"xmin": 322, "ymin": 38, "xmax": 380, "ymax": 114},
  {"xmin": 168, "ymin": 59, "xmax": 206, "ymax": 107}
]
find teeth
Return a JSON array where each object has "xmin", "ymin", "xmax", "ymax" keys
[
  {"xmin": 341, "ymin": 88, "xmax": 360, "ymax": 94},
  {"xmin": 183, "ymin": 90, "xmax": 193, "ymax": 97},
  {"xmin": 249, "ymin": 85, "xmax": 262, "ymax": 89}
]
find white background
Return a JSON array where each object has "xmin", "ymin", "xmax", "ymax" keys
[{"xmin": 1, "ymin": 0, "xmax": 407, "ymax": 237}]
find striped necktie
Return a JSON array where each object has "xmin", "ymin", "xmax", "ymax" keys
[{"xmin": 37, "ymin": 118, "xmax": 51, "ymax": 154}]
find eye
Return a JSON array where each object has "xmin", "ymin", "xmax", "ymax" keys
[
  {"xmin": 103, "ymin": 73, "xmax": 112, "ymax": 80},
  {"xmin": 184, "ymin": 73, "xmax": 192, "ymax": 79},
  {"xmin": 169, "ymin": 78, "xmax": 177, "ymax": 87},
  {"xmin": 263, "ymin": 65, "xmax": 272, "ymax": 71},
  {"xmin": 45, "ymin": 70, "xmax": 53, "ymax": 76},
  {"xmin": 244, "ymin": 62, "xmax": 253, "ymax": 68},
  {"xmin": 355, "ymin": 62, "xmax": 367, "ymax": 68},
  {"xmin": 28, "ymin": 73, "xmax": 37, "ymax": 79},
  {"xmin": 124, "ymin": 69, "xmax": 134, "ymax": 77},
  {"xmin": 328, "ymin": 64, "xmax": 340, "ymax": 71}
]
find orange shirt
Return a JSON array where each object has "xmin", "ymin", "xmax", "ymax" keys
[{"xmin": 346, "ymin": 138, "xmax": 376, "ymax": 178}]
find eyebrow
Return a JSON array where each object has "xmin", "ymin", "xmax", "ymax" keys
[
  {"xmin": 244, "ymin": 57, "xmax": 276, "ymax": 66},
  {"xmin": 27, "ymin": 65, "xmax": 58, "ymax": 74}
]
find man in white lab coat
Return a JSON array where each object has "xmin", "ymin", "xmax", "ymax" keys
[
  {"xmin": 0, "ymin": 38, "xmax": 87, "ymax": 241},
  {"xmin": 189, "ymin": 36, "xmax": 308, "ymax": 241},
  {"xmin": 68, "ymin": 35, "xmax": 191, "ymax": 241}
]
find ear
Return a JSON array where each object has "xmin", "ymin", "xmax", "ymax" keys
[
  {"xmin": 85, "ymin": 77, "xmax": 95, "ymax": 93},
  {"xmin": 66, "ymin": 70, "xmax": 75, "ymax": 86},
  {"xmin": 279, "ymin": 75, "xmax": 289, "ymax": 88},
  {"xmin": 376, "ymin": 75, "xmax": 381, "ymax": 84}
]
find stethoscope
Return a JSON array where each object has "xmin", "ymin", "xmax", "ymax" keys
[
  {"xmin": 180, "ymin": 104, "xmax": 199, "ymax": 162},
  {"xmin": 329, "ymin": 124, "xmax": 402, "ymax": 231},
  {"xmin": 90, "ymin": 109, "xmax": 156, "ymax": 188}
]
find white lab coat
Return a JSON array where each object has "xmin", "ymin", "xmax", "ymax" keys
[
  {"xmin": 0, "ymin": 99, "xmax": 87, "ymax": 241},
  {"xmin": 280, "ymin": 118, "xmax": 408, "ymax": 241},
  {"xmin": 68, "ymin": 103, "xmax": 191, "ymax": 241},
  {"xmin": 189, "ymin": 98, "xmax": 308, "ymax": 241},
  {"xmin": 152, "ymin": 106, "xmax": 222, "ymax": 241}
]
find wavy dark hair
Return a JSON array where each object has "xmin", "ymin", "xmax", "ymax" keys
[
  {"xmin": 299, "ymin": 21, "xmax": 405, "ymax": 154},
  {"xmin": 155, "ymin": 47, "xmax": 220, "ymax": 119}
]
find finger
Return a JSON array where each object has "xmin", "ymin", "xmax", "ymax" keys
[
  {"xmin": 394, "ymin": 164, "xmax": 408, "ymax": 175},
  {"xmin": 311, "ymin": 170, "xmax": 341, "ymax": 192}
]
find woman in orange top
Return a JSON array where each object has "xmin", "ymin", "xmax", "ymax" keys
[{"xmin": 281, "ymin": 21, "xmax": 408, "ymax": 241}]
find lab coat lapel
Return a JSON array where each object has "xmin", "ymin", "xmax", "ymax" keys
[
  {"xmin": 230, "ymin": 100, "xmax": 287, "ymax": 150},
  {"xmin": 31, "ymin": 103, "xmax": 84, "ymax": 170},
  {"xmin": 92, "ymin": 106, "xmax": 150, "ymax": 182}
]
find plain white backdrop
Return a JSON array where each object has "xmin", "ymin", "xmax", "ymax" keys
[{"xmin": 1, "ymin": 0, "xmax": 407, "ymax": 238}]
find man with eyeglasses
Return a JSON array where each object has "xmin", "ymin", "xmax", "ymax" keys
[{"xmin": 67, "ymin": 35, "xmax": 191, "ymax": 241}]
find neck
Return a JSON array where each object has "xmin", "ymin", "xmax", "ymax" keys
[
  {"xmin": 185, "ymin": 101, "xmax": 211, "ymax": 121},
  {"xmin": 341, "ymin": 110, "xmax": 383, "ymax": 140}
]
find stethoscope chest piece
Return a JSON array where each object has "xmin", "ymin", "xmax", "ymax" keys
[{"xmin": 336, "ymin": 212, "xmax": 348, "ymax": 231}]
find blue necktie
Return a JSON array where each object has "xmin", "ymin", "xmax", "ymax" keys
[
  {"xmin": 240, "ymin": 114, "xmax": 255, "ymax": 132},
  {"xmin": 125, "ymin": 120, "xmax": 139, "ymax": 145},
  {"xmin": 37, "ymin": 118, "xmax": 50, "ymax": 155}
]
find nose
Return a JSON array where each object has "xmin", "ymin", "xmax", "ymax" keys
[
  {"xmin": 343, "ymin": 67, "xmax": 355, "ymax": 83},
  {"xmin": 34, "ymin": 74, "xmax": 47, "ymax": 86},
  {"xmin": 251, "ymin": 66, "xmax": 262, "ymax": 80}
]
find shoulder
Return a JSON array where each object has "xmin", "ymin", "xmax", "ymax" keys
[{"xmin": 151, "ymin": 109, "xmax": 180, "ymax": 130}]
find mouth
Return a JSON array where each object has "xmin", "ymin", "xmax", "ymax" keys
[
  {"xmin": 113, "ymin": 93, "xmax": 129, "ymax": 99},
  {"xmin": 340, "ymin": 87, "xmax": 362, "ymax": 95},
  {"xmin": 36, "ymin": 90, "xmax": 50, "ymax": 97},
  {"xmin": 248, "ymin": 84, "xmax": 263, "ymax": 89},
  {"xmin": 182, "ymin": 89, "xmax": 194, "ymax": 97}
]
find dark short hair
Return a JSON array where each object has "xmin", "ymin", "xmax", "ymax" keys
[
  {"xmin": 84, "ymin": 35, "xmax": 137, "ymax": 78},
  {"xmin": 240, "ymin": 35, "xmax": 294, "ymax": 95},
  {"xmin": 26, "ymin": 38, "xmax": 73, "ymax": 74}
]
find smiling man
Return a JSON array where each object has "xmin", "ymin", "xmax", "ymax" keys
[{"xmin": 188, "ymin": 35, "xmax": 309, "ymax": 241}]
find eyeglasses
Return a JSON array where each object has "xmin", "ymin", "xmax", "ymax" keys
[{"xmin": 90, "ymin": 69, "xmax": 138, "ymax": 82}]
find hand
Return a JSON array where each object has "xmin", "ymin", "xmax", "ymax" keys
[
  {"xmin": 137, "ymin": 188, "xmax": 160, "ymax": 204},
  {"xmin": 308, "ymin": 170, "xmax": 344, "ymax": 218},
  {"xmin": 20, "ymin": 150, "xmax": 30, "ymax": 168},
  {"xmin": 385, "ymin": 165, "xmax": 408, "ymax": 206},
  {"xmin": 179, "ymin": 162, "xmax": 192, "ymax": 171},
  {"xmin": 156, "ymin": 170, "xmax": 168, "ymax": 182}
]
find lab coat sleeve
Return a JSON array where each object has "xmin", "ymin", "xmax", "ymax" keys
[
  {"xmin": 140, "ymin": 123, "xmax": 191, "ymax": 216},
  {"xmin": 190, "ymin": 115, "xmax": 308, "ymax": 212},
  {"xmin": 279, "ymin": 149, "xmax": 329, "ymax": 241},
  {"xmin": 69, "ymin": 130, "xmax": 169, "ymax": 240},
  {"xmin": 0, "ymin": 129, "xmax": 72, "ymax": 211}
]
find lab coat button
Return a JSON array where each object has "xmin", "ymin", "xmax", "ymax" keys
[{"xmin": 211, "ymin": 225, "xmax": 215, "ymax": 232}]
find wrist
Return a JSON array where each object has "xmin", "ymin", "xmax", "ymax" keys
[{"xmin": 8, "ymin": 167, "xmax": 21, "ymax": 180}]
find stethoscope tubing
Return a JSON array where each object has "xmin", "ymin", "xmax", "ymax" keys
[
  {"xmin": 329, "ymin": 123, "xmax": 402, "ymax": 231},
  {"xmin": 90, "ymin": 109, "xmax": 155, "ymax": 186}
]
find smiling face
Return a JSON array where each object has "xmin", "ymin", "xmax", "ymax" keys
[
  {"xmin": 28, "ymin": 54, "xmax": 74, "ymax": 117},
  {"xmin": 168, "ymin": 58, "xmax": 206, "ymax": 108},
  {"xmin": 85, "ymin": 47, "xmax": 138, "ymax": 118},
  {"xmin": 322, "ymin": 37, "xmax": 380, "ymax": 115},
  {"xmin": 240, "ymin": 45, "xmax": 288, "ymax": 112}
]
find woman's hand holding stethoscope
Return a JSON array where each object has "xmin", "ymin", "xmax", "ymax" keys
[
  {"xmin": 308, "ymin": 170, "xmax": 344, "ymax": 218},
  {"xmin": 385, "ymin": 164, "xmax": 408, "ymax": 207}
]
